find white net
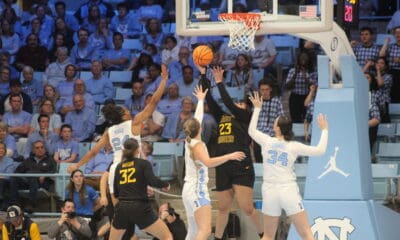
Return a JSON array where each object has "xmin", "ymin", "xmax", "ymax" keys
[{"xmin": 219, "ymin": 13, "xmax": 261, "ymax": 52}]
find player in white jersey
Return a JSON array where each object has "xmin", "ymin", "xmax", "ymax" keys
[
  {"xmin": 248, "ymin": 92, "xmax": 328, "ymax": 240},
  {"xmin": 182, "ymin": 85, "xmax": 246, "ymax": 240},
  {"xmin": 68, "ymin": 64, "xmax": 168, "ymax": 203}
]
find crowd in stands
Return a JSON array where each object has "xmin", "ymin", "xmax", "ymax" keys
[{"xmin": 0, "ymin": 0, "xmax": 398, "ymax": 238}]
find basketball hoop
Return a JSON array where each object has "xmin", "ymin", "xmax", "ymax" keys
[{"xmin": 219, "ymin": 13, "xmax": 261, "ymax": 51}]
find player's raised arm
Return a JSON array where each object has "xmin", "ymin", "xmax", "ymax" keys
[{"xmin": 133, "ymin": 64, "xmax": 168, "ymax": 124}]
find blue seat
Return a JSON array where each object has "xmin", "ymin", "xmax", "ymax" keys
[
  {"xmin": 78, "ymin": 142, "xmax": 91, "ymax": 161},
  {"xmin": 376, "ymin": 142, "xmax": 400, "ymax": 163},
  {"xmin": 253, "ymin": 163, "xmax": 263, "ymax": 199},
  {"xmin": 114, "ymin": 87, "xmax": 132, "ymax": 104},
  {"xmin": 377, "ymin": 123, "xmax": 396, "ymax": 142},
  {"xmin": 109, "ymin": 71, "xmax": 132, "ymax": 85},
  {"xmin": 122, "ymin": 39, "xmax": 143, "ymax": 53},
  {"xmin": 154, "ymin": 155, "xmax": 176, "ymax": 181},
  {"xmin": 376, "ymin": 34, "xmax": 395, "ymax": 46},
  {"xmin": 372, "ymin": 163, "xmax": 398, "ymax": 202},
  {"xmin": 152, "ymin": 142, "xmax": 184, "ymax": 157},
  {"xmin": 295, "ymin": 163, "xmax": 308, "ymax": 196}
]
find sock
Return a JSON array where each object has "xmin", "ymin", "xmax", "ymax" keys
[{"xmin": 259, "ymin": 232, "xmax": 264, "ymax": 238}]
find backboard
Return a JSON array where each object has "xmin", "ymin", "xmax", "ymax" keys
[
  {"xmin": 176, "ymin": 0, "xmax": 332, "ymax": 36},
  {"xmin": 176, "ymin": 0, "xmax": 354, "ymax": 74}
]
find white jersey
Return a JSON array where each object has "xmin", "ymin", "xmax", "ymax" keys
[
  {"xmin": 249, "ymin": 108, "xmax": 328, "ymax": 183},
  {"xmin": 108, "ymin": 120, "xmax": 140, "ymax": 164},
  {"xmin": 184, "ymin": 139, "xmax": 209, "ymax": 186}
]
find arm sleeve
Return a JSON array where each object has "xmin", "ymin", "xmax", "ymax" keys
[
  {"xmin": 295, "ymin": 130, "xmax": 328, "ymax": 156},
  {"xmin": 76, "ymin": 217, "xmax": 92, "ymax": 238},
  {"xmin": 143, "ymin": 160, "xmax": 169, "ymax": 188},
  {"xmin": 248, "ymin": 107, "xmax": 272, "ymax": 144},
  {"xmin": 47, "ymin": 221, "xmax": 62, "ymax": 238},
  {"xmin": 194, "ymin": 99, "xmax": 204, "ymax": 125},
  {"xmin": 30, "ymin": 222, "xmax": 42, "ymax": 240},
  {"xmin": 205, "ymin": 88, "xmax": 223, "ymax": 120},
  {"xmin": 217, "ymin": 83, "xmax": 250, "ymax": 123}
]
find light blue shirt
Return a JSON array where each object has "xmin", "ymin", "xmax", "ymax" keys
[
  {"xmin": 124, "ymin": 95, "xmax": 144, "ymax": 117},
  {"xmin": 23, "ymin": 131, "xmax": 58, "ymax": 158},
  {"xmin": 3, "ymin": 110, "xmax": 32, "ymax": 140},
  {"xmin": 157, "ymin": 97, "xmax": 182, "ymax": 119},
  {"xmin": 85, "ymin": 75, "xmax": 114, "ymax": 104},
  {"xmin": 56, "ymin": 92, "xmax": 95, "ymax": 113},
  {"xmin": 84, "ymin": 148, "xmax": 113, "ymax": 174},
  {"xmin": 1, "ymin": 33, "xmax": 20, "ymax": 55},
  {"xmin": 65, "ymin": 107, "xmax": 96, "ymax": 142},
  {"xmin": 110, "ymin": 13, "xmax": 141, "ymax": 37},
  {"xmin": 0, "ymin": 156, "xmax": 16, "ymax": 179},
  {"xmin": 65, "ymin": 185, "xmax": 98, "ymax": 216},
  {"xmin": 54, "ymin": 139, "xmax": 79, "ymax": 161},
  {"xmin": 22, "ymin": 78, "xmax": 43, "ymax": 102},
  {"xmin": 70, "ymin": 43, "xmax": 97, "ymax": 70},
  {"xmin": 161, "ymin": 110, "xmax": 191, "ymax": 140},
  {"xmin": 57, "ymin": 80, "xmax": 75, "ymax": 99},
  {"xmin": 102, "ymin": 48, "xmax": 131, "ymax": 70}
]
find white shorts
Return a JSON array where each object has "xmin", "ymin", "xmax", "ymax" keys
[
  {"xmin": 261, "ymin": 182, "xmax": 304, "ymax": 217},
  {"xmin": 182, "ymin": 182, "xmax": 211, "ymax": 240}
]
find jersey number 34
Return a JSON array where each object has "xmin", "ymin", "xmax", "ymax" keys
[{"xmin": 267, "ymin": 150, "xmax": 288, "ymax": 166}]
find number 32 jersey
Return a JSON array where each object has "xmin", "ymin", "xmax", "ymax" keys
[{"xmin": 108, "ymin": 120, "xmax": 140, "ymax": 164}]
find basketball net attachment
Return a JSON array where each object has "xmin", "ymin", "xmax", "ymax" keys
[{"xmin": 219, "ymin": 13, "xmax": 261, "ymax": 51}]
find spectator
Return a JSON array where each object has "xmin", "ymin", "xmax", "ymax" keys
[
  {"xmin": 0, "ymin": 142, "xmax": 15, "ymax": 209},
  {"xmin": 9, "ymin": 140, "xmax": 56, "ymax": 209},
  {"xmin": 369, "ymin": 101, "xmax": 381, "ymax": 157},
  {"xmin": 161, "ymin": 96, "xmax": 193, "ymax": 142},
  {"xmin": 101, "ymin": 32, "xmax": 131, "ymax": 70},
  {"xmin": 141, "ymin": 93, "xmax": 166, "ymax": 142},
  {"xmin": 379, "ymin": 27, "xmax": 400, "ymax": 103},
  {"xmin": 48, "ymin": 32, "xmax": 67, "ymax": 63},
  {"xmin": 13, "ymin": 33, "xmax": 48, "ymax": 71},
  {"xmin": 56, "ymin": 79, "xmax": 95, "ymax": 116},
  {"xmin": 168, "ymin": 46, "xmax": 199, "ymax": 81},
  {"xmin": 23, "ymin": 114, "xmax": 58, "ymax": 159},
  {"xmin": 30, "ymin": 99, "xmax": 62, "ymax": 135},
  {"xmin": 143, "ymin": 62, "xmax": 163, "ymax": 95},
  {"xmin": 29, "ymin": 4, "xmax": 54, "ymax": 35},
  {"xmin": 52, "ymin": 18, "xmax": 74, "ymax": 52},
  {"xmin": 0, "ymin": 66, "xmax": 11, "ymax": 99},
  {"xmin": 0, "ymin": 122, "xmax": 17, "ymax": 158},
  {"xmin": 137, "ymin": 0, "xmax": 163, "ymax": 24},
  {"xmin": 64, "ymin": 94, "xmax": 97, "ymax": 142},
  {"xmin": 142, "ymin": 18, "xmax": 165, "ymax": 50},
  {"xmin": 84, "ymin": 141, "xmax": 113, "ymax": 189},
  {"xmin": 54, "ymin": 1, "xmax": 80, "ymax": 32},
  {"xmin": 129, "ymin": 50, "xmax": 154, "ymax": 80},
  {"xmin": 2, "ymin": 205, "xmax": 41, "ymax": 240},
  {"xmin": 47, "ymin": 199, "xmax": 92, "ymax": 239},
  {"xmin": 0, "ymin": 51, "xmax": 19, "ymax": 81},
  {"xmin": 154, "ymin": 203, "xmax": 187, "ymax": 240},
  {"xmin": 1, "ymin": 7, "xmax": 22, "ymax": 39},
  {"xmin": 304, "ymin": 84, "xmax": 316, "ymax": 142},
  {"xmin": 157, "ymin": 83, "xmax": 182, "ymax": 119},
  {"xmin": 21, "ymin": 66, "xmax": 43, "ymax": 106},
  {"xmin": 0, "ymin": 80, "xmax": 33, "ymax": 115},
  {"xmin": 0, "ymin": 0, "xmax": 22, "ymax": 19},
  {"xmin": 285, "ymin": 51, "xmax": 317, "ymax": 123},
  {"xmin": 88, "ymin": 18, "xmax": 113, "ymax": 52},
  {"xmin": 70, "ymin": 28, "xmax": 97, "ymax": 70},
  {"xmin": 42, "ymin": 47, "xmax": 71, "ymax": 87},
  {"xmin": 81, "ymin": 4, "xmax": 101, "ymax": 34},
  {"xmin": 56, "ymin": 64, "xmax": 78, "ymax": 102},
  {"xmin": 161, "ymin": 35, "xmax": 179, "ymax": 66},
  {"xmin": 176, "ymin": 65, "xmax": 198, "ymax": 101},
  {"xmin": 74, "ymin": 0, "xmax": 115, "ymax": 24},
  {"xmin": 0, "ymin": 19, "xmax": 20, "ymax": 58},
  {"xmin": 65, "ymin": 169, "xmax": 109, "ymax": 239},
  {"xmin": 228, "ymin": 53, "xmax": 254, "ymax": 96},
  {"xmin": 146, "ymin": 43, "xmax": 162, "ymax": 64},
  {"xmin": 53, "ymin": 124, "xmax": 79, "ymax": 164},
  {"xmin": 43, "ymin": 84, "xmax": 60, "ymax": 106},
  {"xmin": 23, "ymin": 18, "xmax": 52, "ymax": 51},
  {"xmin": 110, "ymin": 2, "xmax": 141, "ymax": 38},
  {"xmin": 351, "ymin": 27, "xmax": 380, "ymax": 69},
  {"xmin": 124, "ymin": 81, "xmax": 145, "ymax": 117},
  {"xmin": 250, "ymin": 35, "xmax": 277, "ymax": 74},
  {"xmin": 85, "ymin": 60, "xmax": 114, "ymax": 104},
  {"xmin": 2, "ymin": 94, "xmax": 32, "ymax": 141},
  {"xmin": 141, "ymin": 141, "xmax": 154, "ymax": 165}
]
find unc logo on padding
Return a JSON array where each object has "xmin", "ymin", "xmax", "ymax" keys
[{"xmin": 311, "ymin": 217, "xmax": 355, "ymax": 240}]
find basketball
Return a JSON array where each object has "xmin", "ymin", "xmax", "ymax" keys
[{"xmin": 192, "ymin": 45, "xmax": 214, "ymax": 66}]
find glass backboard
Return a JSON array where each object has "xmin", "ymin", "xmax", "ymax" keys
[{"xmin": 176, "ymin": 0, "xmax": 333, "ymax": 36}]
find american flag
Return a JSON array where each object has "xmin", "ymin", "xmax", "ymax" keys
[{"xmin": 299, "ymin": 5, "xmax": 317, "ymax": 18}]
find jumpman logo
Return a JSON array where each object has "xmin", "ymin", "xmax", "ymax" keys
[
  {"xmin": 311, "ymin": 217, "xmax": 355, "ymax": 240},
  {"xmin": 318, "ymin": 146, "xmax": 350, "ymax": 179}
]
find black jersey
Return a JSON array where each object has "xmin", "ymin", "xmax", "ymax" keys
[
  {"xmin": 206, "ymin": 82, "xmax": 252, "ymax": 157},
  {"xmin": 113, "ymin": 158, "xmax": 169, "ymax": 201}
]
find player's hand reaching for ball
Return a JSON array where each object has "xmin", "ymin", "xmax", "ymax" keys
[
  {"xmin": 193, "ymin": 85, "xmax": 208, "ymax": 101},
  {"xmin": 161, "ymin": 64, "xmax": 168, "ymax": 80},
  {"xmin": 228, "ymin": 151, "xmax": 246, "ymax": 161},
  {"xmin": 317, "ymin": 113, "xmax": 328, "ymax": 130},
  {"xmin": 248, "ymin": 91, "xmax": 263, "ymax": 108},
  {"xmin": 211, "ymin": 66, "xmax": 224, "ymax": 84}
]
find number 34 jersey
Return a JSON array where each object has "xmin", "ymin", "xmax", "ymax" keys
[{"xmin": 108, "ymin": 120, "xmax": 141, "ymax": 164}]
